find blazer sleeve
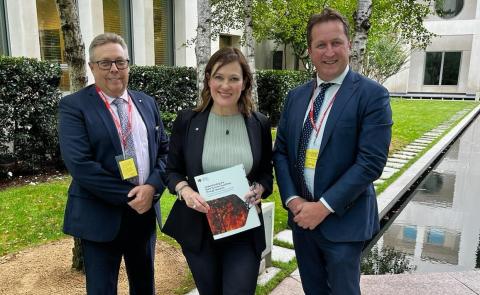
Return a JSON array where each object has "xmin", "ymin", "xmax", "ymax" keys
[
  {"xmin": 144, "ymin": 95, "xmax": 169, "ymax": 195},
  {"xmin": 272, "ymin": 91, "xmax": 300, "ymax": 207},
  {"xmin": 165, "ymin": 110, "xmax": 191, "ymax": 194},
  {"xmin": 58, "ymin": 95, "xmax": 133, "ymax": 206},
  {"xmin": 323, "ymin": 84, "xmax": 392, "ymax": 216},
  {"xmin": 254, "ymin": 112, "xmax": 274, "ymax": 198}
]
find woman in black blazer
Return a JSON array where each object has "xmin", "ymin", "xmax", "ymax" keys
[{"xmin": 162, "ymin": 47, "xmax": 273, "ymax": 295}]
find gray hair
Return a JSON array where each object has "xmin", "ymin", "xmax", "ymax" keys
[{"xmin": 88, "ymin": 32, "xmax": 129, "ymax": 62}]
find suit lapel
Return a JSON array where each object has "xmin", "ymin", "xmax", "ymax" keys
[
  {"xmin": 319, "ymin": 70, "xmax": 359, "ymax": 157},
  {"xmin": 89, "ymin": 86, "xmax": 123, "ymax": 155},
  {"xmin": 129, "ymin": 90, "xmax": 156, "ymax": 169},
  {"xmin": 187, "ymin": 109, "xmax": 210, "ymax": 177},
  {"xmin": 293, "ymin": 80, "xmax": 316, "ymax": 158},
  {"xmin": 245, "ymin": 114, "xmax": 261, "ymax": 176}
]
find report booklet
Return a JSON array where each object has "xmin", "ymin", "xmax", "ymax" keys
[{"xmin": 194, "ymin": 164, "xmax": 261, "ymax": 240}]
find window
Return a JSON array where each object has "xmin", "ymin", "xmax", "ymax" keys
[
  {"xmin": 219, "ymin": 34, "xmax": 240, "ymax": 49},
  {"xmin": 435, "ymin": 0, "xmax": 464, "ymax": 19},
  {"xmin": 272, "ymin": 51, "xmax": 283, "ymax": 70},
  {"xmin": 219, "ymin": 35, "xmax": 232, "ymax": 49},
  {"xmin": 424, "ymin": 51, "xmax": 461, "ymax": 86},
  {"xmin": 153, "ymin": 0, "xmax": 173, "ymax": 65},
  {"xmin": 103, "ymin": 0, "xmax": 132, "ymax": 61},
  {"xmin": 36, "ymin": 0, "xmax": 70, "ymax": 90},
  {"xmin": 0, "ymin": 0, "xmax": 8, "ymax": 56}
]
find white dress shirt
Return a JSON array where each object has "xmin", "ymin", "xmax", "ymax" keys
[
  {"xmin": 104, "ymin": 90, "xmax": 150, "ymax": 185},
  {"xmin": 286, "ymin": 66, "xmax": 350, "ymax": 212}
]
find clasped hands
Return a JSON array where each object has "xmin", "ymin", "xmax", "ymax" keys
[
  {"xmin": 127, "ymin": 184, "xmax": 156, "ymax": 214},
  {"xmin": 287, "ymin": 197, "xmax": 331, "ymax": 230},
  {"xmin": 178, "ymin": 182, "xmax": 264, "ymax": 214}
]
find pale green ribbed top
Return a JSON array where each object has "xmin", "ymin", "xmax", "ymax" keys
[{"xmin": 202, "ymin": 111, "xmax": 253, "ymax": 174}]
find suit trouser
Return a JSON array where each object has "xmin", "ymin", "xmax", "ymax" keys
[
  {"xmin": 82, "ymin": 207, "xmax": 156, "ymax": 295},
  {"xmin": 182, "ymin": 230, "xmax": 261, "ymax": 295},
  {"xmin": 292, "ymin": 228, "xmax": 364, "ymax": 295}
]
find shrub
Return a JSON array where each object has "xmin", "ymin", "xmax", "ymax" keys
[
  {"xmin": 129, "ymin": 66, "xmax": 311, "ymax": 128},
  {"xmin": 0, "ymin": 56, "xmax": 62, "ymax": 178},
  {"xmin": 257, "ymin": 70, "xmax": 312, "ymax": 126},
  {"xmin": 129, "ymin": 66, "xmax": 198, "ymax": 132}
]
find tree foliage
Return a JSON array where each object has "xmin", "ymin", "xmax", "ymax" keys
[
  {"xmin": 253, "ymin": 0, "xmax": 434, "ymax": 74},
  {"xmin": 363, "ymin": 34, "xmax": 410, "ymax": 84}
]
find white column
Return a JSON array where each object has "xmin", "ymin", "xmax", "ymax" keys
[
  {"xmin": 413, "ymin": 226, "xmax": 425, "ymax": 265},
  {"xmin": 466, "ymin": 30, "xmax": 480, "ymax": 94},
  {"xmin": 78, "ymin": 0, "xmax": 104, "ymax": 84},
  {"xmin": 6, "ymin": 0, "xmax": 40, "ymax": 58},
  {"xmin": 131, "ymin": 0, "xmax": 154, "ymax": 65},
  {"xmin": 175, "ymin": 0, "xmax": 197, "ymax": 67}
]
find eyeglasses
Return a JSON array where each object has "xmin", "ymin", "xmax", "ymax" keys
[{"xmin": 93, "ymin": 59, "xmax": 130, "ymax": 70}]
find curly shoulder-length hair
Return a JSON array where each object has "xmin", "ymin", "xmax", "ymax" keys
[{"xmin": 195, "ymin": 47, "xmax": 254, "ymax": 116}]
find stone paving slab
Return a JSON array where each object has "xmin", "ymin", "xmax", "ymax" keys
[
  {"xmin": 274, "ymin": 230, "xmax": 293, "ymax": 245},
  {"xmin": 258, "ymin": 267, "xmax": 281, "ymax": 286},
  {"xmin": 269, "ymin": 276, "xmax": 305, "ymax": 295},
  {"xmin": 269, "ymin": 271, "xmax": 480, "ymax": 295},
  {"xmin": 272, "ymin": 245, "xmax": 296, "ymax": 263},
  {"xmin": 397, "ymin": 151, "xmax": 417, "ymax": 157},
  {"xmin": 385, "ymin": 161, "xmax": 404, "ymax": 169},
  {"xmin": 449, "ymin": 270, "xmax": 480, "ymax": 293},
  {"xmin": 388, "ymin": 157, "xmax": 409, "ymax": 164},
  {"xmin": 360, "ymin": 272, "xmax": 479, "ymax": 295},
  {"xmin": 392, "ymin": 153, "xmax": 414, "ymax": 160}
]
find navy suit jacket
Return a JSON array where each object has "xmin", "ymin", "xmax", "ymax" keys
[
  {"xmin": 58, "ymin": 85, "xmax": 169, "ymax": 242},
  {"xmin": 162, "ymin": 107, "xmax": 273, "ymax": 255},
  {"xmin": 273, "ymin": 69, "xmax": 392, "ymax": 242}
]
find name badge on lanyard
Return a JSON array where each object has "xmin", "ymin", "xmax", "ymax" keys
[
  {"xmin": 96, "ymin": 87, "xmax": 139, "ymax": 181},
  {"xmin": 305, "ymin": 149, "xmax": 319, "ymax": 169}
]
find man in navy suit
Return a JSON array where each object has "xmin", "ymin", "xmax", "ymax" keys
[
  {"xmin": 58, "ymin": 33, "xmax": 168, "ymax": 294},
  {"xmin": 273, "ymin": 8, "xmax": 392, "ymax": 295}
]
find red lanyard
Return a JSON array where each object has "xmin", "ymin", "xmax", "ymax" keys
[
  {"xmin": 96, "ymin": 86, "xmax": 133, "ymax": 149},
  {"xmin": 308, "ymin": 88, "xmax": 338, "ymax": 138}
]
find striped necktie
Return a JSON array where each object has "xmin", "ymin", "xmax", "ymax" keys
[
  {"xmin": 112, "ymin": 98, "xmax": 139, "ymax": 185},
  {"xmin": 296, "ymin": 82, "xmax": 334, "ymax": 200}
]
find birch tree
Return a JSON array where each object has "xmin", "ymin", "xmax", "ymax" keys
[
  {"xmin": 55, "ymin": 0, "xmax": 87, "ymax": 271},
  {"xmin": 196, "ymin": 0, "xmax": 211, "ymax": 99},
  {"xmin": 350, "ymin": 0, "xmax": 372, "ymax": 72},
  {"xmin": 243, "ymin": 0, "xmax": 257, "ymax": 105},
  {"xmin": 56, "ymin": 0, "xmax": 87, "ymax": 92}
]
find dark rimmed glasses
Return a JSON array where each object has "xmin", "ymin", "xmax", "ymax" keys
[{"xmin": 93, "ymin": 59, "xmax": 130, "ymax": 70}]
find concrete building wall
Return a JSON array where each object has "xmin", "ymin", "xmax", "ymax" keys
[
  {"xmin": 131, "ymin": 0, "xmax": 155, "ymax": 66},
  {"xmin": 6, "ymin": 0, "xmax": 40, "ymax": 59},
  {"xmin": 385, "ymin": 0, "xmax": 480, "ymax": 96}
]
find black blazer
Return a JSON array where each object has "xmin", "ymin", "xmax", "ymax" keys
[{"xmin": 162, "ymin": 106, "xmax": 273, "ymax": 255}]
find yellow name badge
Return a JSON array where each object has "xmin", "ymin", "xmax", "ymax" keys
[
  {"xmin": 116, "ymin": 156, "xmax": 139, "ymax": 180},
  {"xmin": 305, "ymin": 149, "xmax": 319, "ymax": 169}
]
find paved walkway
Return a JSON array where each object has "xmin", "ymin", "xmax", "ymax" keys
[
  {"xmin": 269, "ymin": 229, "xmax": 480, "ymax": 294},
  {"xmin": 268, "ymin": 106, "xmax": 480, "ymax": 295},
  {"xmin": 187, "ymin": 106, "xmax": 480, "ymax": 295}
]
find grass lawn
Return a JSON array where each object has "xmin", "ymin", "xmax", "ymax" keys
[
  {"xmin": 0, "ymin": 177, "xmax": 70, "ymax": 256},
  {"xmin": 0, "ymin": 99, "xmax": 477, "ymax": 293}
]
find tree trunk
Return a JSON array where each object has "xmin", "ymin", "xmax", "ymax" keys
[
  {"xmin": 350, "ymin": 0, "xmax": 372, "ymax": 73},
  {"xmin": 243, "ymin": 0, "xmax": 258, "ymax": 107},
  {"xmin": 196, "ymin": 0, "xmax": 211, "ymax": 101},
  {"xmin": 55, "ymin": 0, "xmax": 87, "ymax": 272}
]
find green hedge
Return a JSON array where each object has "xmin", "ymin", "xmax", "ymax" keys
[
  {"xmin": 129, "ymin": 65, "xmax": 198, "ymax": 131},
  {"xmin": 0, "ymin": 56, "xmax": 62, "ymax": 177},
  {"xmin": 129, "ymin": 66, "xmax": 311, "ymax": 128},
  {"xmin": 257, "ymin": 70, "xmax": 312, "ymax": 125},
  {"xmin": 0, "ymin": 61, "xmax": 310, "ymax": 178}
]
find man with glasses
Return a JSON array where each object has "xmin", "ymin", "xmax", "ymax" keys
[{"xmin": 58, "ymin": 33, "xmax": 169, "ymax": 294}]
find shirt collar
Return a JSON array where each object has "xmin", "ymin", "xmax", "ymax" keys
[
  {"xmin": 102, "ymin": 89, "xmax": 128, "ymax": 105},
  {"xmin": 316, "ymin": 65, "xmax": 349, "ymax": 88}
]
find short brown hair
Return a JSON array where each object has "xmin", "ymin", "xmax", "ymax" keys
[
  {"xmin": 196, "ymin": 47, "xmax": 254, "ymax": 116},
  {"xmin": 307, "ymin": 8, "xmax": 350, "ymax": 47},
  {"xmin": 89, "ymin": 33, "xmax": 129, "ymax": 62}
]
